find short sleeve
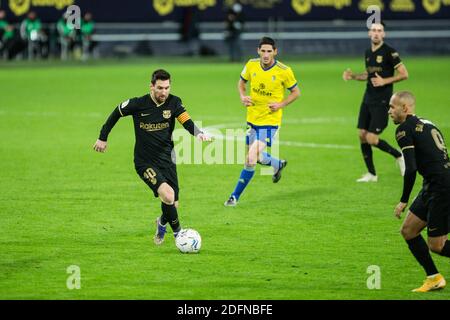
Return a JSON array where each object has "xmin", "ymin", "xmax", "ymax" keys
[
  {"xmin": 117, "ymin": 98, "xmax": 138, "ymax": 117},
  {"xmin": 283, "ymin": 67, "xmax": 298, "ymax": 91},
  {"xmin": 240, "ymin": 61, "xmax": 251, "ymax": 82},
  {"xmin": 388, "ymin": 48, "xmax": 402, "ymax": 69},
  {"xmin": 174, "ymin": 98, "xmax": 192, "ymax": 124},
  {"xmin": 395, "ymin": 124, "xmax": 414, "ymax": 151},
  {"xmin": 173, "ymin": 97, "xmax": 187, "ymax": 118}
]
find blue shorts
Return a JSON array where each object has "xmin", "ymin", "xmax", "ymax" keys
[{"xmin": 246, "ymin": 122, "xmax": 279, "ymax": 147}]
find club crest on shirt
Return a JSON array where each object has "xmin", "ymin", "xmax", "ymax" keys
[
  {"xmin": 163, "ymin": 110, "xmax": 171, "ymax": 119},
  {"xmin": 415, "ymin": 124, "xmax": 424, "ymax": 132},
  {"xmin": 376, "ymin": 55, "xmax": 383, "ymax": 63},
  {"xmin": 396, "ymin": 130, "xmax": 406, "ymax": 141}
]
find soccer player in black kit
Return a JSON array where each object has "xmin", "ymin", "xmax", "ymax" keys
[
  {"xmin": 389, "ymin": 91, "xmax": 450, "ymax": 292},
  {"xmin": 343, "ymin": 22, "xmax": 409, "ymax": 182},
  {"xmin": 93, "ymin": 69, "xmax": 210, "ymax": 245}
]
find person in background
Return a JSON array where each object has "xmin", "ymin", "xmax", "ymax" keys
[
  {"xmin": 57, "ymin": 12, "xmax": 77, "ymax": 60},
  {"xmin": 80, "ymin": 12, "xmax": 96, "ymax": 61},
  {"xmin": 225, "ymin": 2, "xmax": 244, "ymax": 62},
  {"xmin": 20, "ymin": 11, "xmax": 44, "ymax": 59},
  {"xmin": 343, "ymin": 22, "xmax": 408, "ymax": 182},
  {"xmin": 0, "ymin": 10, "xmax": 16, "ymax": 59},
  {"xmin": 180, "ymin": 7, "xmax": 200, "ymax": 56}
]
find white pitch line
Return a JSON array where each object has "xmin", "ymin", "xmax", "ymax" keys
[
  {"xmin": 199, "ymin": 116, "xmax": 355, "ymax": 125},
  {"xmin": 0, "ymin": 110, "xmax": 448, "ymax": 134},
  {"xmin": 280, "ymin": 140, "xmax": 355, "ymax": 149},
  {"xmin": 203, "ymin": 126, "xmax": 356, "ymax": 150}
]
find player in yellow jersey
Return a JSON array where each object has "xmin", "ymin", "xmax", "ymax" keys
[{"xmin": 225, "ymin": 37, "xmax": 300, "ymax": 206}]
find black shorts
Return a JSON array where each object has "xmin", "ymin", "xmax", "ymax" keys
[
  {"xmin": 357, "ymin": 100, "xmax": 389, "ymax": 134},
  {"xmin": 409, "ymin": 184, "xmax": 450, "ymax": 237},
  {"xmin": 136, "ymin": 164, "xmax": 179, "ymax": 201}
]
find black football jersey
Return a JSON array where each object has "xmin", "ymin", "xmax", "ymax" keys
[
  {"xmin": 100, "ymin": 94, "xmax": 187, "ymax": 169},
  {"xmin": 396, "ymin": 115, "xmax": 450, "ymax": 186},
  {"xmin": 364, "ymin": 43, "xmax": 402, "ymax": 104}
]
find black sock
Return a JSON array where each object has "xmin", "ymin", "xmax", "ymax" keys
[
  {"xmin": 376, "ymin": 139, "xmax": 402, "ymax": 158},
  {"xmin": 406, "ymin": 235, "xmax": 439, "ymax": 276},
  {"xmin": 439, "ymin": 240, "xmax": 450, "ymax": 258},
  {"xmin": 161, "ymin": 202, "xmax": 181, "ymax": 233},
  {"xmin": 361, "ymin": 143, "xmax": 376, "ymax": 175}
]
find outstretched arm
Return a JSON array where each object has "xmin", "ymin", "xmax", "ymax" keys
[
  {"xmin": 177, "ymin": 112, "xmax": 211, "ymax": 141},
  {"xmin": 93, "ymin": 107, "xmax": 122, "ymax": 152}
]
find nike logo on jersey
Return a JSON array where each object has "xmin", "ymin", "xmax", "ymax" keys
[{"xmin": 141, "ymin": 113, "xmax": 150, "ymax": 117}]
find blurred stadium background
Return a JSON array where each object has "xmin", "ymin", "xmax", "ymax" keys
[{"xmin": 1, "ymin": 0, "xmax": 449, "ymax": 60}]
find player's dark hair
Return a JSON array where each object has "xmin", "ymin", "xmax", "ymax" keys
[
  {"xmin": 151, "ymin": 69, "xmax": 171, "ymax": 84},
  {"xmin": 259, "ymin": 37, "xmax": 276, "ymax": 49}
]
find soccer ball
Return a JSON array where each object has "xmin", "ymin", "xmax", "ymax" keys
[{"xmin": 175, "ymin": 229, "xmax": 201, "ymax": 253}]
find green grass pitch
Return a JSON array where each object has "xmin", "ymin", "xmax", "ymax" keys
[{"xmin": 0, "ymin": 56, "xmax": 449, "ymax": 300}]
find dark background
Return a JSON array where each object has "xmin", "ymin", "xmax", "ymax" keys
[{"xmin": 1, "ymin": 0, "xmax": 450, "ymax": 23}]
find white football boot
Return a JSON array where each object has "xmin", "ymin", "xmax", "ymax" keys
[
  {"xmin": 356, "ymin": 173, "xmax": 378, "ymax": 182},
  {"xmin": 224, "ymin": 195, "xmax": 237, "ymax": 207}
]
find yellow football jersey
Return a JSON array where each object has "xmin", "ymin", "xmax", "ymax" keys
[{"xmin": 240, "ymin": 58, "xmax": 298, "ymax": 126}]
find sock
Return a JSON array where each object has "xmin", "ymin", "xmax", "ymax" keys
[
  {"xmin": 361, "ymin": 143, "xmax": 376, "ymax": 175},
  {"xmin": 231, "ymin": 166, "xmax": 255, "ymax": 200},
  {"xmin": 406, "ymin": 235, "xmax": 439, "ymax": 276},
  {"xmin": 259, "ymin": 152, "xmax": 281, "ymax": 172},
  {"xmin": 439, "ymin": 240, "xmax": 450, "ymax": 258},
  {"xmin": 160, "ymin": 212, "xmax": 168, "ymax": 226},
  {"xmin": 375, "ymin": 139, "xmax": 402, "ymax": 158},
  {"xmin": 161, "ymin": 202, "xmax": 181, "ymax": 235}
]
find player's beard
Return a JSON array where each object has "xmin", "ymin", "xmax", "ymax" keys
[
  {"xmin": 372, "ymin": 37, "xmax": 382, "ymax": 45},
  {"xmin": 390, "ymin": 115, "xmax": 400, "ymax": 125},
  {"xmin": 152, "ymin": 91, "xmax": 167, "ymax": 104},
  {"xmin": 156, "ymin": 95, "xmax": 166, "ymax": 104}
]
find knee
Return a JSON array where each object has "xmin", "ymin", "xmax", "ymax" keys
[
  {"xmin": 366, "ymin": 133, "xmax": 379, "ymax": 146},
  {"xmin": 159, "ymin": 185, "xmax": 175, "ymax": 205},
  {"xmin": 358, "ymin": 130, "xmax": 367, "ymax": 143},
  {"xmin": 428, "ymin": 240, "xmax": 444, "ymax": 254},
  {"xmin": 400, "ymin": 225, "xmax": 415, "ymax": 240},
  {"xmin": 400, "ymin": 221, "xmax": 420, "ymax": 240}
]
